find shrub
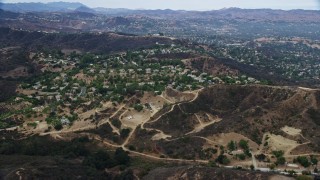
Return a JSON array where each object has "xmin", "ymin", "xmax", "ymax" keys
[
  {"xmin": 272, "ymin": 150, "xmax": 284, "ymax": 158},
  {"xmin": 310, "ymin": 155, "xmax": 318, "ymax": 165},
  {"xmin": 133, "ymin": 104, "xmax": 144, "ymax": 112},
  {"xmin": 111, "ymin": 118, "xmax": 122, "ymax": 129},
  {"xmin": 27, "ymin": 122, "xmax": 37, "ymax": 128},
  {"xmin": 54, "ymin": 123, "xmax": 63, "ymax": 130},
  {"xmin": 120, "ymin": 128, "xmax": 131, "ymax": 139},
  {"xmin": 227, "ymin": 140, "xmax": 237, "ymax": 151},
  {"xmin": 215, "ymin": 154, "xmax": 230, "ymax": 165},
  {"xmin": 276, "ymin": 157, "xmax": 286, "ymax": 165},
  {"xmin": 208, "ymin": 160, "xmax": 217, "ymax": 167},
  {"xmin": 114, "ymin": 148, "xmax": 130, "ymax": 165},
  {"xmin": 237, "ymin": 154, "xmax": 246, "ymax": 160},
  {"xmin": 239, "ymin": 139, "xmax": 249, "ymax": 150},
  {"xmin": 296, "ymin": 156, "xmax": 311, "ymax": 168}
]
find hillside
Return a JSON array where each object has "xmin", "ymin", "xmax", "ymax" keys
[
  {"xmin": 0, "ymin": 28, "xmax": 179, "ymax": 53},
  {"xmin": 0, "ymin": 28, "xmax": 179, "ymax": 101},
  {"xmin": 0, "ymin": 3, "xmax": 320, "ymax": 179},
  {"xmin": 145, "ymin": 85, "xmax": 320, "ymax": 153},
  {"xmin": 143, "ymin": 166, "xmax": 293, "ymax": 180},
  {"xmin": 0, "ymin": 2, "xmax": 86, "ymax": 12}
]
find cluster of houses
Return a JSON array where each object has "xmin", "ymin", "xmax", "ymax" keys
[{"xmin": 22, "ymin": 46, "xmax": 262, "ymax": 108}]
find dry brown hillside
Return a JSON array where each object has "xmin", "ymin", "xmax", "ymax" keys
[
  {"xmin": 143, "ymin": 166, "xmax": 294, "ymax": 180},
  {"xmin": 145, "ymin": 85, "xmax": 320, "ymax": 154}
]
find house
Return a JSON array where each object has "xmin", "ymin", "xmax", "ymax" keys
[
  {"xmin": 119, "ymin": 69, "xmax": 127, "ymax": 77},
  {"xmin": 248, "ymin": 77, "xmax": 256, "ymax": 82},
  {"xmin": 60, "ymin": 117, "xmax": 70, "ymax": 125},
  {"xmin": 231, "ymin": 149, "xmax": 244, "ymax": 155},
  {"xmin": 78, "ymin": 87, "xmax": 87, "ymax": 97},
  {"xmin": 32, "ymin": 106, "xmax": 45, "ymax": 112},
  {"xmin": 147, "ymin": 82, "xmax": 155, "ymax": 85},
  {"xmin": 99, "ymin": 69, "xmax": 106, "ymax": 74},
  {"xmin": 90, "ymin": 87, "xmax": 96, "ymax": 93},
  {"xmin": 33, "ymin": 84, "xmax": 41, "ymax": 90},
  {"xmin": 146, "ymin": 68, "xmax": 152, "ymax": 74},
  {"xmin": 55, "ymin": 95, "xmax": 62, "ymax": 101},
  {"xmin": 287, "ymin": 163, "xmax": 299, "ymax": 168}
]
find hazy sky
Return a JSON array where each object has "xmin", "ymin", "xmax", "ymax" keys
[{"xmin": 2, "ymin": 0, "xmax": 320, "ymax": 10}]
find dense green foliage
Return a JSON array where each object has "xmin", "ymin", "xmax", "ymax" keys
[
  {"xmin": 0, "ymin": 135, "xmax": 131, "ymax": 171},
  {"xmin": 295, "ymin": 156, "xmax": 311, "ymax": 168},
  {"xmin": 215, "ymin": 154, "xmax": 230, "ymax": 165},
  {"xmin": 272, "ymin": 150, "xmax": 286, "ymax": 166}
]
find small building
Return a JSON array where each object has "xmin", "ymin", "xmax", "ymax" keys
[
  {"xmin": 99, "ymin": 69, "xmax": 106, "ymax": 74},
  {"xmin": 146, "ymin": 68, "xmax": 152, "ymax": 74},
  {"xmin": 32, "ymin": 106, "xmax": 45, "ymax": 112},
  {"xmin": 287, "ymin": 163, "xmax": 299, "ymax": 168},
  {"xmin": 55, "ymin": 95, "xmax": 62, "ymax": 101},
  {"xmin": 60, "ymin": 117, "xmax": 70, "ymax": 125},
  {"xmin": 231, "ymin": 149, "xmax": 244, "ymax": 155},
  {"xmin": 78, "ymin": 87, "xmax": 87, "ymax": 97}
]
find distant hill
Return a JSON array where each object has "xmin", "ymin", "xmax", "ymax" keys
[
  {"xmin": 0, "ymin": 9, "xmax": 19, "ymax": 19},
  {"xmin": 0, "ymin": 2, "xmax": 87, "ymax": 12},
  {"xmin": 75, "ymin": 6, "xmax": 96, "ymax": 13},
  {"xmin": 0, "ymin": 28, "xmax": 179, "ymax": 53}
]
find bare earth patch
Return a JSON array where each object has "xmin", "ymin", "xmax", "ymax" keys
[
  {"xmin": 266, "ymin": 133, "xmax": 299, "ymax": 153},
  {"xmin": 121, "ymin": 110, "xmax": 151, "ymax": 129},
  {"xmin": 151, "ymin": 130, "xmax": 172, "ymax": 141},
  {"xmin": 281, "ymin": 126, "xmax": 301, "ymax": 136},
  {"xmin": 207, "ymin": 132, "xmax": 259, "ymax": 150}
]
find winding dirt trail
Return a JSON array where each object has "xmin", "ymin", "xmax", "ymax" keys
[
  {"xmin": 39, "ymin": 88, "xmax": 216, "ymax": 166},
  {"xmin": 93, "ymin": 134, "xmax": 208, "ymax": 163},
  {"xmin": 185, "ymin": 117, "xmax": 221, "ymax": 135},
  {"xmin": 146, "ymin": 88, "xmax": 203, "ymax": 124}
]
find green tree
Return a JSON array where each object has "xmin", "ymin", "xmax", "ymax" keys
[
  {"xmin": 120, "ymin": 128, "xmax": 131, "ymax": 139},
  {"xmin": 114, "ymin": 148, "xmax": 130, "ymax": 165},
  {"xmin": 272, "ymin": 150, "xmax": 284, "ymax": 158},
  {"xmin": 134, "ymin": 104, "xmax": 144, "ymax": 112},
  {"xmin": 310, "ymin": 155, "xmax": 318, "ymax": 165},
  {"xmin": 208, "ymin": 160, "xmax": 217, "ymax": 167},
  {"xmin": 83, "ymin": 150, "xmax": 115, "ymax": 170},
  {"xmin": 227, "ymin": 140, "xmax": 237, "ymax": 151},
  {"xmin": 296, "ymin": 156, "xmax": 311, "ymax": 168},
  {"xmin": 111, "ymin": 118, "xmax": 122, "ymax": 129},
  {"xmin": 239, "ymin": 139, "xmax": 249, "ymax": 150},
  {"xmin": 276, "ymin": 157, "xmax": 286, "ymax": 165},
  {"xmin": 237, "ymin": 154, "xmax": 246, "ymax": 160},
  {"xmin": 215, "ymin": 154, "xmax": 230, "ymax": 165}
]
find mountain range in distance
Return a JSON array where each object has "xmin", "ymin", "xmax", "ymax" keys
[
  {"xmin": 1, "ymin": 1, "xmax": 319, "ymax": 14},
  {"xmin": 0, "ymin": 2, "xmax": 96, "ymax": 13}
]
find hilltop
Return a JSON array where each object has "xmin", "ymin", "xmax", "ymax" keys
[{"xmin": 0, "ymin": 2, "xmax": 86, "ymax": 12}]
